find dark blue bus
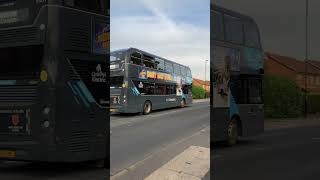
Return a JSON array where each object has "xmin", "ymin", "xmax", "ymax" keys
[{"xmin": 110, "ymin": 48, "xmax": 193, "ymax": 115}]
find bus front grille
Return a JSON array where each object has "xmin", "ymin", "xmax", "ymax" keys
[
  {"xmin": 0, "ymin": 85, "xmax": 38, "ymax": 104},
  {"xmin": 0, "ymin": 27, "xmax": 39, "ymax": 45}
]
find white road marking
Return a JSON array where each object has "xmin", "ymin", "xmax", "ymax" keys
[{"xmin": 144, "ymin": 146, "xmax": 210, "ymax": 180}]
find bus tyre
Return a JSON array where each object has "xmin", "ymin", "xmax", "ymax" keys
[
  {"xmin": 143, "ymin": 101, "xmax": 152, "ymax": 115},
  {"xmin": 181, "ymin": 99, "xmax": 186, "ymax": 108},
  {"xmin": 226, "ymin": 119, "xmax": 238, "ymax": 146}
]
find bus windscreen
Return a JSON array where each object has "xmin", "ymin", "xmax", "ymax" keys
[{"xmin": 0, "ymin": 45, "xmax": 43, "ymax": 79}]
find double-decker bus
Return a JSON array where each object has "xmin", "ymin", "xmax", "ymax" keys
[
  {"xmin": 110, "ymin": 48, "xmax": 193, "ymax": 115},
  {"xmin": 0, "ymin": 0, "xmax": 109, "ymax": 167},
  {"xmin": 211, "ymin": 5, "xmax": 264, "ymax": 145}
]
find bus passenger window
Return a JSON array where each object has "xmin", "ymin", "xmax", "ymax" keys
[
  {"xmin": 156, "ymin": 58, "xmax": 165, "ymax": 71},
  {"xmin": 155, "ymin": 84, "xmax": 166, "ymax": 95},
  {"xmin": 173, "ymin": 64, "xmax": 181, "ymax": 75},
  {"xmin": 131, "ymin": 52, "xmax": 142, "ymax": 65},
  {"xmin": 134, "ymin": 81, "xmax": 155, "ymax": 95},
  {"xmin": 248, "ymin": 79, "xmax": 262, "ymax": 104},
  {"xmin": 142, "ymin": 54, "xmax": 156, "ymax": 69},
  {"xmin": 186, "ymin": 68, "xmax": 192, "ymax": 77},
  {"xmin": 65, "ymin": 0, "xmax": 102, "ymax": 13},
  {"xmin": 212, "ymin": 11, "xmax": 224, "ymax": 40},
  {"xmin": 224, "ymin": 15, "xmax": 244, "ymax": 44},
  {"xmin": 244, "ymin": 22, "xmax": 261, "ymax": 48},
  {"xmin": 166, "ymin": 84, "xmax": 176, "ymax": 95},
  {"xmin": 165, "ymin": 62, "xmax": 174, "ymax": 74},
  {"xmin": 180, "ymin": 66, "xmax": 187, "ymax": 76}
]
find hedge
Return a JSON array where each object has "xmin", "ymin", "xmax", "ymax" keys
[
  {"xmin": 307, "ymin": 95, "xmax": 320, "ymax": 113},
  {"xmin": 264, "ymin": 75, "xmax": 304, "ymax": 118},
  {"xmin": 192, "ymin": 85, "xmax": 207, "ymax": 99}
]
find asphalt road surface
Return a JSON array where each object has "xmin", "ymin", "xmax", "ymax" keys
[
  {"xmin": 213, "ymin": 119, "xmax": 320, "ymax": 180},
  {"xmin": 111, "ymin": 100, "xmax": 210, "ymax": 180}
]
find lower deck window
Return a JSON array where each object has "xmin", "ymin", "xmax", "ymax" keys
[{"xmin": 133, "ymin": 81, "xmax": 177, "ymax": 95}]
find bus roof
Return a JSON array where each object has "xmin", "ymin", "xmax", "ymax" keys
[
  {"xmin": 211, "ymin": 4, "xmax": 256, "ymax": 24},
  {"xmin": 111, "ymin": 47, "xmax": 191, "ymax": 70}
]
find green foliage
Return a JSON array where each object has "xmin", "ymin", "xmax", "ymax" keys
[
  {"xmin": 192, "ymin": 85, "xmax": 206, "ymax": 99},
  {"xmin": 264, "ymin": 75, "xmax": 304, "ymax": 118},
  {"xmin": 307, "ymin": 95, "xmax": 320, "ymax": 113}
]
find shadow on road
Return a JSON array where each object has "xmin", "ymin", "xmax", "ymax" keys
[
  {"xmin": 111, "ymin": 106, "xmax": 192, "ymax": 117},
  {"xmin": 0, "ymin": 161, "xmax": 106, "ymax": 179},
  {"xmin": 211, "ymin": 139, "xmax": 260, "ymax": 150}
]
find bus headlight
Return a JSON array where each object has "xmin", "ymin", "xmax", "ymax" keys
[
  {"xmin": 43, "ymin": 120, "xmax": 50, "ymax": 128},
  {"xmin": 42, "ymin": 107, "xmax": 50, "ymax": 115}
]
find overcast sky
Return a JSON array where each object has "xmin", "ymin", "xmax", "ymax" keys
[
  {"xmin": 111, "ymin": 0, "xmax": 210, "ymax": 80},
  {"xmin": 214, "ymin": 0, "xmax": 320, "ymax": 61}
]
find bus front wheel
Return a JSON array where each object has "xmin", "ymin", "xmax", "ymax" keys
[
  {"xmin": 226, "ymin": 118, "xmax": 238, "ymax": 146},
  {"xmin": 143, "ymin": 101, "xmax": 152, "ymax": 115}
]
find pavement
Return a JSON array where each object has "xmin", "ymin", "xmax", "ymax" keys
[
  {"xmin": 212, "ymin": 116, "xmax": 320, "ymax": 180},
  {"xmin": 110, "ymin": 100, "xmax": 210, "ymax": 180}
]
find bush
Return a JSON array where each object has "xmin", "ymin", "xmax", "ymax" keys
[
  {"xmin": 264, "ymin": 75, "xmax": 303, "ymax": 118},
  {"xmin": 192, "ymin": 85, "xmax": 206, "ymax": 99},
  {"xmin": 307, "ymin": 95, "xmax": 320, "ymax": 113}
]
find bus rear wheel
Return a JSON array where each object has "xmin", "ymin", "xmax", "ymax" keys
[
  {"xmin": 143, "ymin": 101, "xmax": 152, "ymax": 115},
  {"xmin": 226, "ymin": 118, "xmax": 238, "ymax": 146}
]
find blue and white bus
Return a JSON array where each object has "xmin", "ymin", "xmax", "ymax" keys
[{"xmin": 211, "ymin": 5, "xmax": 264, "ymax": 145}]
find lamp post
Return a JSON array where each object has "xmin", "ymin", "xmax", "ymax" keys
[
  {"xmin": 204, "ymin": 59, "xmax": 209, "ymax": 98},
  {"xmin": 304, "ymin": 0, "xmax": 309, "ymax": 118}
]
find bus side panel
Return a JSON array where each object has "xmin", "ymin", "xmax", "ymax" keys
[
  {"xmin": 239, "ymin": 104, "xmax": 264, "ymax": 137},
  {"xmin": 50, "ymin": 7, "xmax": 108, "ymax": 162},
  {"xmin": 212, "ymin": 108, "xmax": 229, "ymax": 141}
]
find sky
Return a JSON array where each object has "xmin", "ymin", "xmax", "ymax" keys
[
  {"xmin": 214, "ymin": 0, "xmax": 320, "ymax": 61},
  {"xmin": 111, "ymin": 0, "xmax": 210, "ymax": 80}
]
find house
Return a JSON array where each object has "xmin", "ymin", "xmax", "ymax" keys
[
  {"xmin": 193, "ymin": 78, "xmax": 210, "ymax": 92},
  {"xmin": 265, "ymin": 52, "xmax": 320, "ymax": 95}
]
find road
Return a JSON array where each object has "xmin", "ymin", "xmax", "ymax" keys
[
  {"xmin": 213, "ymin": 118, "xmax": 320, "ymax": 180},
  {"xmin": 110, "ymin": 100, "xmax": 210, "ymax": 180}
]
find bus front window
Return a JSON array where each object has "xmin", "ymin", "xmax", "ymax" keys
[{"xmin": 0, "ymin": 45, "xmax": 43, "ymax": 80}]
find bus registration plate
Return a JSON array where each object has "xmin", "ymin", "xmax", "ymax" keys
[
  {"xmin": 0, "ymin": 150, "xmax": 15, "ymax": 158},
  {"xmin": 110, "ymin": 109, "xmax": 117, "ymax": 112}
]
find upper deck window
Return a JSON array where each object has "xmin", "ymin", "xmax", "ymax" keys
[
  {"xmin": 156, "ymin": 58, "xmax": 165, "ymax": 71},
  {"xmin": 173, "ymin": 64, "xmax": 181, "ymax": 75},
  {"xmin": 165, "ymin": 62, "xmax": 174, "ymax": 74},
  {"xmin": 244, "ymin": 22, "xmax": 261, "ymax": 48},
  {"xmin": 212, "ymin": 11, "xmax": 224, "ymax": 40},
  {"xmin": 186, "ymin": 68, "xmax": 192, "ymax": 77},
  {"xmin": 180, "ymin": 65, "xmax": 187, "ymax": 76},
  {"xmin": 142, "ymin": 54, "xmax": 156, "ymax": 69},
  {"xmin": 130, "ymin": 52, "xmax": 142, "ymax": 65},
  {"xmin": 224, "ymin": 14, "xmax": 243, "ymax": 44},
  {"xmin": 64, "ymin": 0, "xmax": 104, "ymax": 14}
]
